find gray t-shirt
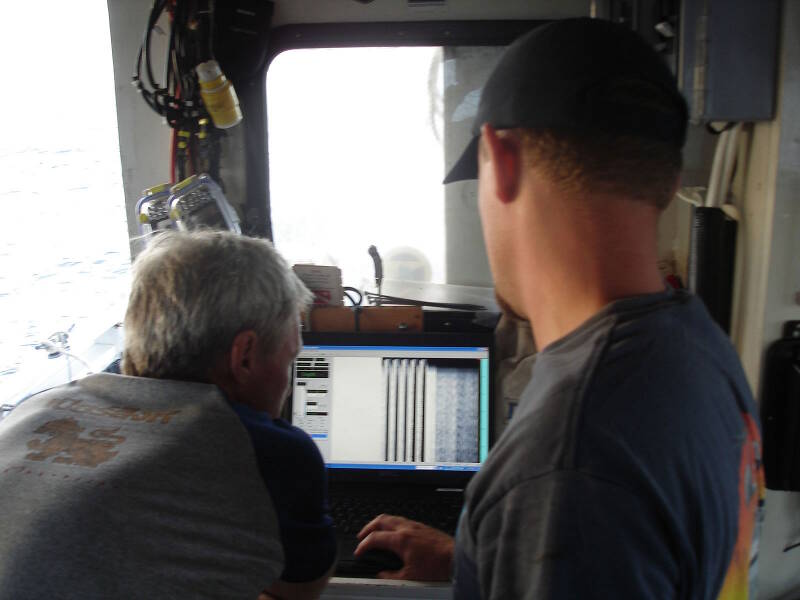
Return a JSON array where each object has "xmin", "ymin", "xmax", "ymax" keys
[
  {"xmin": 454, "ymin": 290, "xmax": 764, "ymax": 599},
  {"xmin": 0, "ymin": 373, "xmax": 283, "ymax": 599}
]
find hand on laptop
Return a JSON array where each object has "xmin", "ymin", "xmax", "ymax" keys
[{"xmin": 355, "ymin": 514, "xmax": 454, "ymax": 581}]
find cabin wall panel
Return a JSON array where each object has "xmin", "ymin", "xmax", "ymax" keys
[
  {"xmin": 107, "ymin": 0, "xmax": 172, "ymax": 257},
  {"xmin": 763, "ymin": 0, "xmax": 800, "ymax": 353},
  {"xmin": 442, "ymin": 47, "xmax": 500, "ymax": 286},
  {"xmin": 734, "ymin": 2, "xmax": 800, "ymax": 597},
  {"xmin": 272, "ymin": 0, "xmax": 590, "ymax": 27},
  {"xmin": 731, "ymin": 121, "xmax": 781, "ymax": 391}
]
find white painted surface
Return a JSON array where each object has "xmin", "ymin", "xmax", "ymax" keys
[
  {"xmin": 750, "ymin": 3, "xmax": 800, "ymax": 598},
  {"xmin": 106, "ymin": 0, "xmax": 171, "ymax": 257}
]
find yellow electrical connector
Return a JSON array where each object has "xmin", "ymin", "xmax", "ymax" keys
[{"xmin": 196, "ymin": 60, "xmax": 242, "ymax": 129}]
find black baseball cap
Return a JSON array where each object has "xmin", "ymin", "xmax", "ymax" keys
[{"xmin": 443, "ymin": 17, "xmax": 688, "ymax": 184}]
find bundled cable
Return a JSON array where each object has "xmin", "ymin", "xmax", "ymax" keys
[
  {"xmin": 133, "ymin": 0, "xmax": 210, "ymax": 128},
  {"xmin": 133, "ymin": 0, "xmax": 238, "ymax": 183}
]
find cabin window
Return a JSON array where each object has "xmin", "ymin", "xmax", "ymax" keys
[
  {"xmin": 266, "ymin": 46, "xmax": 504, "ymax": 291},
  {"xmin": 0, "ymin": 0, "xmax": 129, "ymax": 404}
]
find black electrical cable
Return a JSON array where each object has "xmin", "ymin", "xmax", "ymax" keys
[
  {"xmin": 343, "ymin": 287, "xmax": 363, "ymax": 307},
  {"xmin": 133, "ymin": 1, "xmax": 168, "ymax": 117},
  {"xmin": 143, "ymin": 3, "xmax": 157, "ymax": 89},
  {"xmin": 166, "ymin": 13, "xmax": 177, "ymax": 96},
  {"xmin": 144, "ymin": 0, "xmax": 167, "ymax": 90},
  {"xmin": 364, "ymin": 292, "xmax": 486, "ymax": 312},
  {"xmin": 134, "ymin": 0, "xmax": 212, "ymax": 129}
]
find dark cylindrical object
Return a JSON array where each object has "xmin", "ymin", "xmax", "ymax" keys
[
  {"xmin": 761, "ymin": 322, "xmax": 800, "ymax": 491},
  {"xmin": 688, "ymin": 206, "xmax": 738, "ymax": 333}
]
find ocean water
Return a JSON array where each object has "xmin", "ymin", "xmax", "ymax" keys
[
  {"xmin": 0, "ymin": 145, "xmax": 131, "ymax": 404},
  {"xmin": 0, "ymin": 0, "xmax": 130, "ymax": 404}
]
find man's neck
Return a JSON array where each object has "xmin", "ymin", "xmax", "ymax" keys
[
  {"xmin": 523, "ymin": 267, "xmax": 664, "ymax": 351},
  {"xmin": 516, "ymin": 192, "xmax": 664, "ymax": 350}
]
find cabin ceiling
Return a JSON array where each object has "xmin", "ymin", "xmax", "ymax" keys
[{"xmin": 271, "ymin": 0, "xmax": 591, "ymax": 27}]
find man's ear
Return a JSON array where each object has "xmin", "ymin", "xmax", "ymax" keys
[
  {"xmin": 229, "ymin": 330, "xmax": 259, "ymax": 384},
  {"xmin": 480, "ymin": 124, "xmax": 522, "ymax": 204}
]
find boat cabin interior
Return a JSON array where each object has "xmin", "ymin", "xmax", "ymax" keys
[{"xmin": 1, "ymin": 0, "xmax": 798, "ymax": 597}]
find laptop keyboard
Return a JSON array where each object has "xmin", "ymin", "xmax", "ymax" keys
[{"xmin": 330, "ymin": 490, "xmax": 464, "ymax": 536}]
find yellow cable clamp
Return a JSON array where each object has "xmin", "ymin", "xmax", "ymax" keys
[
  {"xmin": 170, "ymin": 174, "xmax": 197, "ymax": 193},
  {"xmin": 143, "ymin": 182, "xmax": 171, "ymax": 195}
]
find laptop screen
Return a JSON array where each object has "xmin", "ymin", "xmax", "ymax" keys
[{"xmin": 290, "ymin": 333, "xmax": 491, "ymax": 473}]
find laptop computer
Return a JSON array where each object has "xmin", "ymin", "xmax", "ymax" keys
[{"xmin": 288, "ymin": 331, "xmax": 493, "ymax": 577}]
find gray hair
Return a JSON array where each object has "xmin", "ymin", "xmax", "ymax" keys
[{"xmin": 122, "ymin": 230, "xmax": 312, "ymax": 381}]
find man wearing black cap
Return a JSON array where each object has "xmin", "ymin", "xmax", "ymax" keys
[{"xmin": 356, "ymin": 17, "xmax": 764, "ymax": 599}]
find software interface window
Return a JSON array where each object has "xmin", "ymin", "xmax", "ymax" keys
[{"xmin": 292, "ymin": 345, "xmax": 490, "ymax": 471}]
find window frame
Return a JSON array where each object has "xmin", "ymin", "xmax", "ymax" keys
[{"xmin": 238, "ymin": 20, "xmax": 547, "ymax": 239}]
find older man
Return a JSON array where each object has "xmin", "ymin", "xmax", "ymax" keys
[
  {"xmin": 356, "ymin": 18, "xmax": 764, "ymax": 600},
  {"xmin": 0, "ymin": 231, "xmax": 335, "ymax": 599}
]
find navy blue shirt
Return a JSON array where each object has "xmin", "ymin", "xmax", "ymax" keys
[
  {"xmin": 454, "ymin": 290, "xmax": 764, "ymax": 599},
  {"xmin": 230, "ymin": 403, "xmax": 337, "ymax": 583}
]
